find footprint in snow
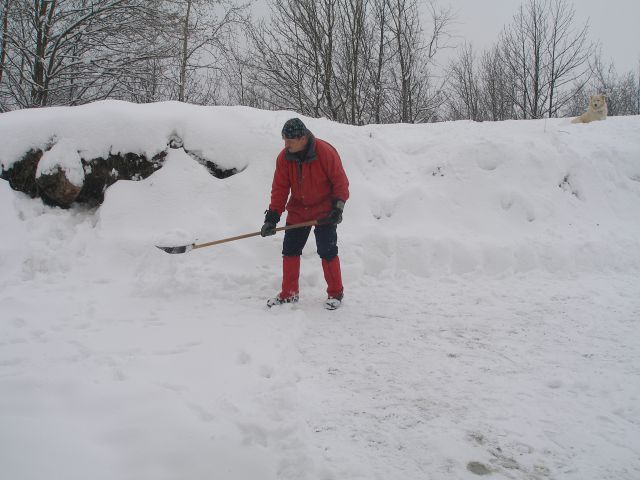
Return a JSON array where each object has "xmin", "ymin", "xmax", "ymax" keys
[
  {"xmin": 467, "ymin": 461, "xmax": 492, "ymax": 476},
  {"xmin": 236, "ymin": 350, "xmax": 251, "ymax": 365},
  {"xmin": 237, "ymin": 423, "xmax": 269, "ymax": 447},
  {"xmin": 188, "ymin": 402, "xmax": 215, "ymax": 422},
  {"xmin": 259, "ymin": 365, "xmax": 274, "ymax": 379},
  {"xmin": 11, "ymin": 318, "xmax": 27, "ymax": 329}
]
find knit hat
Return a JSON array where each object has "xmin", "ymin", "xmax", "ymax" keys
[{"xmin": 281, "ymin": 118, "xmax": 308, "ymax": 139}]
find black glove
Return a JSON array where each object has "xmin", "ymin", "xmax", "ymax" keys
[
  {"xmin": 318, "ymin": 199, "xmax": 345, "ymax": 225},
  {"xmin": 261, "ymin": 209, "xmax": 280, "ymax": 237}
]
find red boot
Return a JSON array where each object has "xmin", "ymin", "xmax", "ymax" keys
[
  {"xmin": 322, "ymin": 256, "xmax": 344, "ymax": 301},
  {"xmin": 280, "ymin": 255, "xmax": 301, "ymax": 299},
  {"xmin": 268, "ymin": 256, "xmax": 301, "ymax": 307}
]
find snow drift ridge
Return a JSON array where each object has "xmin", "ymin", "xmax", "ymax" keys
[{"xmin": 1, "ymin": 101, "xmax": 640, "ymax": 282}]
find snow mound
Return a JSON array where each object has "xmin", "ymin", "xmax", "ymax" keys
[{"xmin": 1, "ymin": 102, "xmax": 640, "ymax": 280}]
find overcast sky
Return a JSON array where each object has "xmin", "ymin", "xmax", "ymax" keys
[{"xmin": 444, "ymin": 0, "xmax": 639, "ymax": 73}]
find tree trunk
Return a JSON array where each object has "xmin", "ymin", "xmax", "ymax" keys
[
  {"xmin": 372, "ymin": 0, "xmax": 386, "ymax": 123},
  {"xmin": 179, "ymin": 0, "xmax": 192, "ymax": 103},
  {"xmin": 0, "ymin": 0, "xmax": 10, "ymax": 85}
]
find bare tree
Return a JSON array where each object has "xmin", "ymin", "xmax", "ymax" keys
[
  {"xmin": 499, "ymin": 0, "xmax": 592, "ymax": 119},
  {"xmin": 246, "ymin": 0, "xmax": 341, "ymax": 119},
  {"xmin": 0, "ymin": 0, "xmax": 168, "ymax": 110},
  {"xmin": 500, "ymin": 0, "xmax": 547, "ymax": 118},
  {"xmin": 637, "ymin": 58, "xmax": 640, "ymax": 115},
  {"xmin": 335, "ymin": 0, "xmax": 372, "ymax": 125},
  {"xmin": 479, "ymin": 44, "xmax": 512, "ymax": 121},
  {"xmin": 445, "ymin": 42, "xmax": 480, "ymax": 120},
  {"xmin": 544, "ymin": 0, "xmax": 592, "ymax": 116},
  {"xmin": 246, "ymin": 0, "xmax": 452, "ymax": 124},
  {"xmin": 409, "ymin": 0, "xmax": 453, "ymax": 122},
  {"xmin": 246, "ymin": 17, "xmax": 308, "ymax": 114},
  {"xmin": 386, "ymin": 0, "xmax": 420, "ymax": 122},
  {"xmin": 221, "ymin": 41, "xmax": 271, "ymax": 109},
  {"xmin": 117, "ymin": 57, "xmax": 168, "ymax": 104},
  {"xmin": 365, "ymin": 0, "xmax": 399, "ymax": 123},
  {"xmin": 0, "ymin": 0, "xmax": 9, "ymax": 87},
  {"xmin": 385, "ymin": 0, "xmax": 452, "ymax": 122},
  {"xmin": 614, "ymin": 71, "xmax": 639, "ymax": 116},
  {"xmin": 158, "ymin": 0, "xmax": 248, "ymax": 104},
  {"xmin": 584, "ymin": 52, "xmax": 639, "ymax": 116}
]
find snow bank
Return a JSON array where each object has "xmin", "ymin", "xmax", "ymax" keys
[{"xmin": 1, "ymin": 102, "xmax": 640, "ymax": 281}]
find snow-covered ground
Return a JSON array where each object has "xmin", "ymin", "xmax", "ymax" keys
[{"xmin": 1, "ymin": 102, "xmax": 639, "ymax": 480}]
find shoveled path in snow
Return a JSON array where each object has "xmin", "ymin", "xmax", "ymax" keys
[
  {"xmin": 1, "ymin": 270, "xmax": 639, "ymax": 480},
  {"xmin": 288, "ymin": 273, "xmax": 640, "ymax": 480}
]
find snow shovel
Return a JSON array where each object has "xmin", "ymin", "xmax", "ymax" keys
[{"xmin": 155, "ymin": 220, "xmax": 318, "ymax": 254}]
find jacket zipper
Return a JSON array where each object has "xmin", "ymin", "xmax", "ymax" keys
[{"xmin": 297, "ymin": 160, "xmax": 306, "ymax": 206}]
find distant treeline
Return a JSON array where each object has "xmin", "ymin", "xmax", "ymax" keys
[{"xmin": 1, "ymin": 0, "xmax": 638, "ymax": 122}]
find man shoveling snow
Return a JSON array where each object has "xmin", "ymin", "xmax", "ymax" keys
[{"xmin": 261, "ymin": 118, "xmax": 350, "ymax": 310}]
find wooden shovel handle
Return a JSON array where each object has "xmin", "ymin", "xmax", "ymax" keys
[{"xmin": 191, "ymin": 220, "xmax": 318, "ymax": 250}]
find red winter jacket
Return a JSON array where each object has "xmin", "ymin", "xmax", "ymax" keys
[{"xmin": 269, "ymin": 135, "xmax": 350, "ymax": 225}]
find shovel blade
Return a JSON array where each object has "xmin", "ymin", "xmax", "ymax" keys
[{"xmin": 155, "ymin": 244, "xmax": 194, "ymax": 254}]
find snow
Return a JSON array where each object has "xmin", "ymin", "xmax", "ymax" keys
[
  {"xmin": 36, "ymin": 138, "xmax": 85, "ymax": 187},
  {"xmin": 1, "ymin": 101, "xmax": 639, "ymax": 480}
]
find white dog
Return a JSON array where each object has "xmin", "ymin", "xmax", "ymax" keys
[{"xmin": 572, "ymin": 94, "xmax": 608, "ymax": 123}]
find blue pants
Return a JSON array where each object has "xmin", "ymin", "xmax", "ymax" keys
[{"xmin": 282, "ymin": 223, "xmax": 338, "ymax": 260}]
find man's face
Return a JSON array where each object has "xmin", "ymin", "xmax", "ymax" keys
[{"xmin": 283, "ymin": 135, "xmax": 307, "ymax": 153}]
